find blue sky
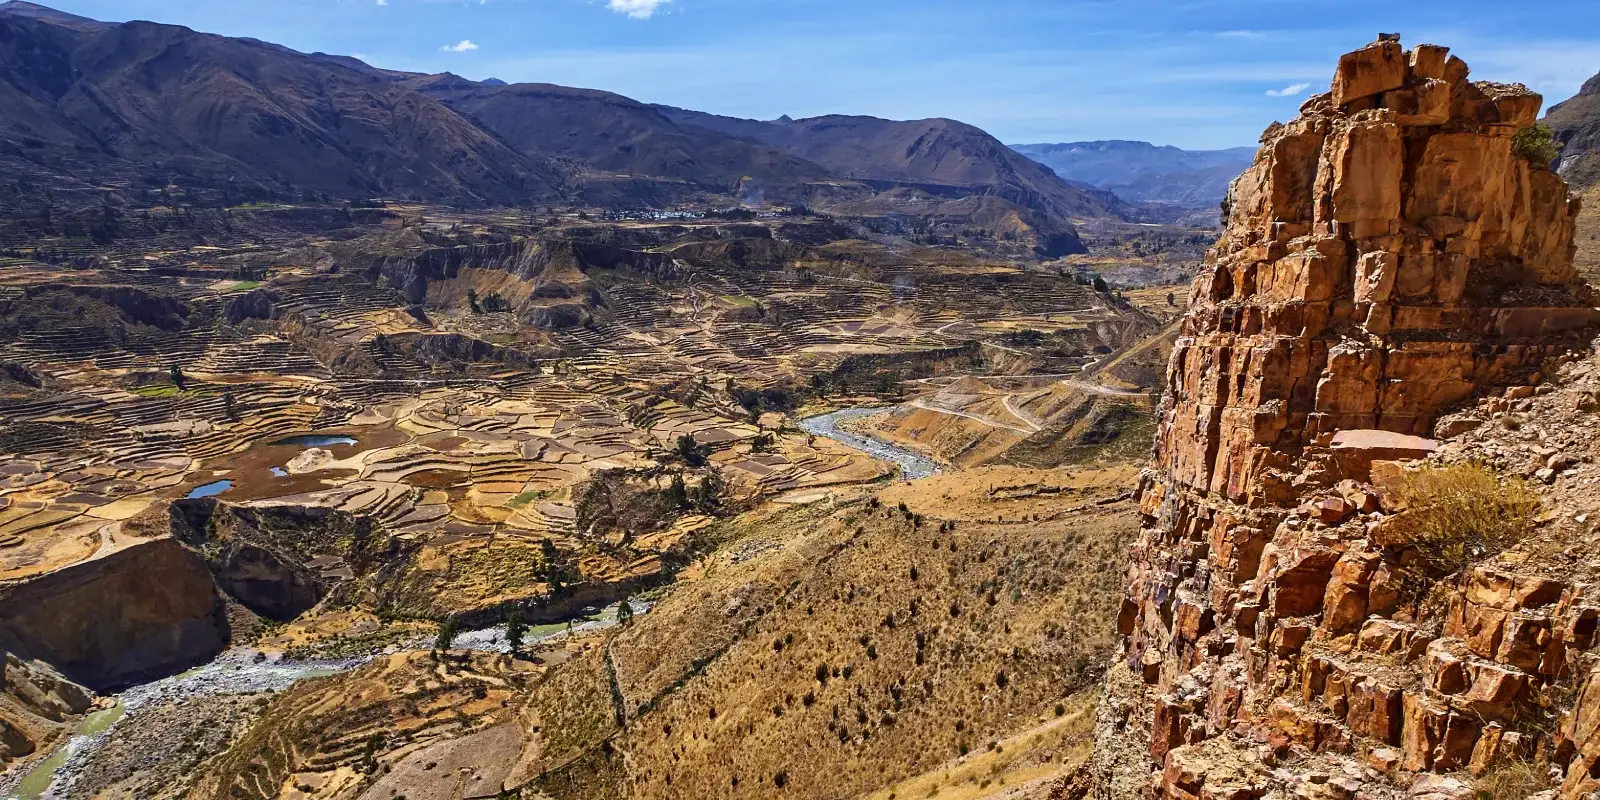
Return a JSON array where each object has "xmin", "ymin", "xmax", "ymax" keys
[{"xmin": 39, "ymin": 0, "xmax": 1600, "ymax": 150}]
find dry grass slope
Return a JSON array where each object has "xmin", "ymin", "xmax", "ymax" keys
[{"xmin": 516, "ymin": 489, "xmax": 1134, "ymax": 800}]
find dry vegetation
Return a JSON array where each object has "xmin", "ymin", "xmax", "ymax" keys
[
  {"xmin": 1380, "ymin": 462, "xmax": 1540, "ymax": 598},
  {"xmin": 513, "ymin": 484, "xmax": 1134, "ymax": 800},
  {"xmin": 1577, "ymin": 184, "xmax": 1600, "ymax": 287},
  {"xmin": 185, "ymin": 474, "xmax": 1138, "ymax": 800}
]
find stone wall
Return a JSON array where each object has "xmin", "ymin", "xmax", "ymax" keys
[{"xmin": 1092, "ymin": 39, "xmax": 1598, "ymax": 799}]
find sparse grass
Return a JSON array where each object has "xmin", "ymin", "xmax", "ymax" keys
[
  {"xmin": 225, "ymin": 280, "xmax": 261, "ymax": 293},
  {"xmin": 507, "ymin": 490, "xmax": 547, "ymax": 510},
  {"xmin": 524, "ymin": 495, "xmax": 1131, "ymax": 799},
  {"xmin": 1473, "ymin": 758, "xmax": 1549, "ymax": 799}
]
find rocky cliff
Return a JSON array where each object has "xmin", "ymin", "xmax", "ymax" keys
[
  {"xmin": 1092, "ymin": 40, "xmax": 1599, "ymax": 799},
  {"xmin": 0, "ymin": 537, "xmax": 229, "ymax": 691},
  {"xmin": 0, "ymin": 651, "xmax": 93, "ymax": 768}
]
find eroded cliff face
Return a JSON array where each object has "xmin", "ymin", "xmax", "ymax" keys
[
  {"xmin": 1094, "ymin": 40, "xmax": 1598, "ymax": 799},
  {"xmin": 0, "ymin": 537, "xmax": 229, "ymax": 691}
]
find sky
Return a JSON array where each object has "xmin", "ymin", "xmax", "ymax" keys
[{"xmin": 36, "ymin": 0, "xmax": 1600, "ymax": 151}]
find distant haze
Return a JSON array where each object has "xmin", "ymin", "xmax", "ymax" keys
[{"xmin": 1011, "ymin": 141, "xmax": 1256, "ymax": 208}]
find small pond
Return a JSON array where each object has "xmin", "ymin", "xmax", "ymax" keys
[
  {"xmin": 270, "ymin": 435, "xmax": 359, "ymax": 448},
  {"xmin": 186, "ymin": 480, "xmax": 233, "ymax": 499}
]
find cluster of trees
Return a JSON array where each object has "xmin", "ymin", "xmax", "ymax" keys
[
  {"xmin": 465, "ymin": 288, "xmax": 510, "ymax": 314},
  {"xmin": 1065, "ymin": 272, "xmax": 1111, "ymax": 292}
]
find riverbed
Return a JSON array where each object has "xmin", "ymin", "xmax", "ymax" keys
[
  {"xmin": 1, "ymin": 600, "xmax": 646, "ymax": 800},
  {"xmin": 799, "ymin": 407, "xmax": 941, "ymax": 480}
]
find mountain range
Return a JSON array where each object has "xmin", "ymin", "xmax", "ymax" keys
[
  {"xmin": 0, "ymin": 0, "xmax": 1139, "ymax": 254},
  {"xmin": 1008, "ymin": 140, "xmax": 1256, "ymax": 208}
]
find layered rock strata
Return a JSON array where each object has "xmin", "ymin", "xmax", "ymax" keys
[{"xmin": 1094, "ymin": 40, "xmax": 1597, "ymax": 798}]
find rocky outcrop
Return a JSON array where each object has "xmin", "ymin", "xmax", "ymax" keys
[
  {"xmin": 1093, "ymin": 40, "xmax": 1596, "ymax": 799},
  {"xmin": 223, "ymin": 288, "xmax": 276, "ymax": 324},
  {"xmin": 0, "ymin": 650, "xmax": 94, "ymax": 767},
  {"xmin": 0, "ymin": 538, "xmax": 228, "ymax": 691},
  {"xmin": 173, "ymin": 500, "xmax": 393, "ymax": 623}
]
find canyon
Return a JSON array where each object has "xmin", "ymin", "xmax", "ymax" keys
[{"xmin": 0, "ymin": 4, "xmax": 1598, "ymax": 800}]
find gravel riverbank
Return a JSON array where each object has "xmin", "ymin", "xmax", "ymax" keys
[{"xmin": 799, "ymin": 407, "xmax": 941, "ymax": 480}]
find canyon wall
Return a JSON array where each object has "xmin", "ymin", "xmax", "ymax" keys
[
  {"xmin": 0, "ymin": 537, "xmax": 229, "ymax": 691},
  {"xmin": 1093, "ymin": 40, "xmax": 1598, "ymax": 798}
]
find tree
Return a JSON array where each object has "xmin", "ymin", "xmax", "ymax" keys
[
  {"xmin": 809, "ymin": 373, "xmax": 828, "ymax": 399},
  {"xmin": 693, "ymin": 472, "xmax": 724, "ymax": 512},
  {"xmin": 675, "ymin": 434, "xmax": 708, "ymax": 468},
  {"xmin": 505, "ymin": 610, "xmax": 526, "ymax": 654},
  {"xmin": 1167, "ymin": 292, "xmax": 1177, "ymax": 307},
  {"xmin": 1092, "ymin": 275, "xmax": 1110, "ymax": 293},
  {"xmin": 617, "ymin": 595, "xmax": 635, "ymax": 626},
  {"xmin": 667, "ymin": 473, "xmax": 689, "ymax": 509},
  {"xmin": 169, "ymin": 364, "xmax": 186, "ymax": 390},
  {"xmin": 467, "ymin": 287, "xmax": 482, "ymax": 313},
  {"xmin": 434, "ymin": 616, "xmax": 459, "ymax": 655},
  {"xmin": 223, "ymin": 389, "xmax": 239, "ymax": 422}
]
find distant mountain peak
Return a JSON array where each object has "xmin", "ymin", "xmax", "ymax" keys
[
  {"xmin": 0, "ymin": 0, "xmax": 110, "ymax": 28},
  {"xmin": 481, "ymin": 77, "xmax": 508, "ymax": 86}
]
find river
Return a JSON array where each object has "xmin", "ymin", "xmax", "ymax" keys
[{"xmin": 799, "ymin": 407, "xmax": 941, "ymax": 480}]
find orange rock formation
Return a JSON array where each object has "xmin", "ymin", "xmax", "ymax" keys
[{"xmin": 1093, "ymin": 38, "xmax": 1597, "ymax": 799}]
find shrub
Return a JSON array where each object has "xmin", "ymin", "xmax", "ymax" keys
[
  {"xmin": 1512, "ymin": 123, "xmax": 1562, "ymax": 167},
  {"xmin": 1384, "ymin": 463, "xmax": 1539, "ymax": 594}
]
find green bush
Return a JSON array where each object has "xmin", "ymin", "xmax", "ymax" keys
[{"xmin": 1512, "ymin": 123, "xmax": 1562, "ymax": 166}]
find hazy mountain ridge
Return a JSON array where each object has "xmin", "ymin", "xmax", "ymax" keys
[
  {"xmin": 0, "ymin": 8, "xmax": 566, "ymax": 206},
  {"xmin": 655, "ymin": 106, "xmax": 1132, "ymax": 220},
  {"xmin": 1010, "ymin": 140, "xmax": 1255, "ymax": 207},
  {"xmin": 412, "ymin": 75, "xmax": 836, "ymax": 192}
]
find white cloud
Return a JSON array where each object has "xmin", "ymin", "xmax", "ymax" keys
[
  {"xmin": 375, "ymin": 0, "xmax": 386, "ymax": 5},
  {"xmin": 441, "ymin": 40, "xmax": 479, "ymax": 53},
  {"xmin": 1265, "ymin": 82, "xmax": 1311, "ymax": 97},
  {"xmin": 607, "ymin": 0, "xmax": 670, "ymax": 19}
]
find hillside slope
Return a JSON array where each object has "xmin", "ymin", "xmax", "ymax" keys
[
  {"xmin": 1548, "ymin": 71, "xmax": 1600, "ymax": 188},
  {"xmin": 187, "ymin": 478, "xmax": 1136, "ymax": 800},
  {"xmin": 0, "ymin": 11, "xmax": 565, "ymax": 205}
]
